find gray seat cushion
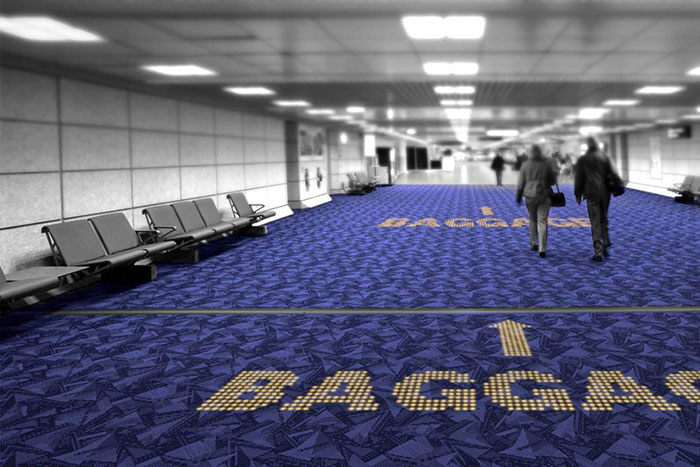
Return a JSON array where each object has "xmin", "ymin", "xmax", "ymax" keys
[
  {"xmin": 172, "ymin": 202, "xmax": 208, "ymax": 233},
  {"xmin": 0, "ymin": 276, "xmax": 59, "ymax": 303},
  {"xmin": 43, "ymin": 220, "xmax": 106, "ymax": 266},
  {"xmin": 90, "ymin": 213, "xmax": 140, "ymax": 254},
  {"xmin": 227, "ymin": 192, "xmax": 254, "ymax": 217},
  {"xmin": 144, "ymin": 206, "xmax": 186, "ymax": 241},
  {"xmin": 193, "ymin": 198, "xmax": 223, "ymax": 226},
  {"xmin": 80, "ymin": 249, "xmax": 146, "ymax": 268}
]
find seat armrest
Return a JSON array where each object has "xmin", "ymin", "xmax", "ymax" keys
[
  {"xmin": 250, "ymin": 204, "xmax": 265, "ymax": 213},
  {"xmin": 135, "ymin": 229, "xmax": 160, "ymax": 244},
  {"xmin": 152, "ymin": 225, "xmax": 178, "ymax": 239}
]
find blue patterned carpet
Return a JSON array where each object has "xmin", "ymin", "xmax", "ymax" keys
[
  {"xmin": 29, "ymin": 184, "xmax": 700, "ymax": 310},
  {"xmin": 1, "ymin": 310, "xmax": 699, "ymax": 465}
]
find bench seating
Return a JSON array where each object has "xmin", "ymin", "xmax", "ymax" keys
[
  {"xmin": 42, "ymin": 215, "xmax": 175, "ymax": 272},
  {"xmin": 345, "ymin": 173, "xmax": 366, "ymax": 195},
  {"xmin": 227, "ymin": 192, "xmax": 275, "ymax": 223},
  {"xmin": 353, "ymin": 171, "xmax": 377, "ymax": 192},
  {"xmin": 193, "ymin": 198, "xmax": 251, "ymax": 234},
  {"xmin": 668, "ymin": 175, "xmax": 700, "ymax": 202},
  {"xmin": 1, "ymin": 266, "xmax": 58, "ymax": 305},
  {"xmin": 143, "ymin": 205, "xmax": 217, "ymax": 244}
]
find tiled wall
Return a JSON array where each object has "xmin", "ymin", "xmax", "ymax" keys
[
  {"xmin": 623, "ymin": 124, "xmax": 700, "ymax": 195},
  {"xmin": 0, "ymin": 66, "xmax": 289, "ymax": 272},
  {"xmin": 328, "ymin": 130, "xmax": 365, "ymax": 194}
]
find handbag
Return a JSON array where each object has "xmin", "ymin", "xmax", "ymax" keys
[{"xmin": 551, "ymin": 184, "xmax": 566, "ymax": 207}]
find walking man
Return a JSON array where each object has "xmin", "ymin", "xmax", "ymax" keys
[
  {"xmin": 574, "ymin": 136, "xmax": 623, "ymax": 262},
  {"xmin": 491, "ymin": 150, "xmax": 506, "ymax": 186}
]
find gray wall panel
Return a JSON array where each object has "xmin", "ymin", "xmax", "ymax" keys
[
  {"xmin": 180, "ymin": 135, "xmax": 216, "ymax": 166},
  {"xmin": 131, "ymin": 131, "xmax": 180, "ymax": 168},
  {"xmin": 62, "ymin": 170, "xmax": 132, "ymax": 218},
  {"xmin": 62, "ymin": 126, "xmax": 130, "ymax": 170},
  {"xmin": 130, "ymin": 93, "xmax": 178, "ymax": 131},
  {"xmin": 0, "ymin": 121, "xmax": 60, "ymax": 173},
  {"xmin": 180, "ymin": 102, "xmax": 214, "ymax": 134},
  {"xmin": 181, "ymin": 166, "xmax": 217, "ymax": 199},
  {"xmin": 60, "ymin": 79, "xmax": 128, "ymax": 127},
  {"xmin": 132, "ymin": 168, "xmax": 181, "ymax": 207},
  {"xmin": 0, "ymin": 173, "xmax": 61, "ymax": 228},
  {"xmin": 0, "ymin": 68, "xmax": 57, "ymax": 122}
]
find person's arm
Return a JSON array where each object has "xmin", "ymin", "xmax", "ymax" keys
[
  {"xmin": 574, "ymin": 160, "xmax": 584, "ymax": 203},
  {"xmin": 516, "ymin": 165, "xmax": 526, "ymax": 204}
]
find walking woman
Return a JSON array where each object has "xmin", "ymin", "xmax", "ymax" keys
[{"xmin": 516, "ymin": 144, "xmax": 556, "ymax": 258}]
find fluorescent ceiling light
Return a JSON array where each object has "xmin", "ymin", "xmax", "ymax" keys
[
  {"xmin": 330, "ymin": 115, "xmax": 352, "ymax": 121},
  {"xmin": 224, "ymin": 86, "xmax": 275, "ymax": 96},
  {"xmin": 656, "ymin": 119, "xmax": 678, "ymax": 125},
  {"xmin": 386, "ymin": 108, "xmax": 395, "ymax": 120},
  {"xmin": 274, "ymin": 100, "xmax": 310, "ymax": 107},
  {"xmin": 579, "ymin": 126, "xmax": 603, "ymax": 136},
  {"xmin": 424, "ymin": 62, "xmax": 479, "ymax": 76},
  {"xmin": 347, "ymin": 106, "xmax": 365, "ymax": 113},
  {"xmin": 402, "ymin": 16, "xmax": 486, "ymax": 40},
  {"xmin": 578, "ymin": 108, "xmax": 610, "ymax": 120},
  {"xmin": 680, "ymin": 114, "xmax": 700, "ymax": 121},
  {"xmin": 339, "ymin": 132, "xmax": 349, "ymax": 144},
  {"xmin": 440, "ymin": 99, "xmax": 473, "ymax": 106},
  {"xmin": 603, "ymin": 99, "xmax": 639, "ymax": 106},
  {"xmin": 686, "ymin": 66, "xmax": 700, "ymax": 76},
  {"xmin": 406, "ymin": 128, "xmax": 416, "ymax": 135},
  {"xmin": 0, "ymin": 16, "xmax": 104, "ymax": 42},
  {"xmin": 434, "ymin": 85, "xmax": 475, "ymax": 95},
  {"xmin": 635, "ymin": 86, "xmax": 684, "ymax": 95},
  {"xmin": 306, "ymin": 108, "xmax": 335, "ymax": 115},
  {"xmin": 633, "ymin": 123, "xmax": 655, "ymax": 129},
  {"xmin": 143, "ymin": 65, "xmax": 217, "ymax": 76},
  {"xmin": 486, "ymin": 129, "xmax": 519, "ymax": 137}
]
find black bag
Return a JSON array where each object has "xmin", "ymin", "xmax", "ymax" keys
[{"xmin": 551, "ymin": 184, "xmax": 566, "ymax": 207}]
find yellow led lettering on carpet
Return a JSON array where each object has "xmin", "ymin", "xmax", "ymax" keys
[
  {"xmin": 197, "ymin": 370, "xmax": 298, "ymax": 411},
  {"xmin": 666, "ymin": 371, "xmax": 700, "ymax": 404},
  {"xmin": 280, "ymin": 371, "xmax": 380, "ymax": 411},
  {"xmin": 484, "ymin": 370, "xmax": 575, "ymax": 411},
  {"xmin": 489, "ymin": 320, "xmax": 532, "ymax": 357},
  {"xmin": 582, "ymin": 371, "xmax": 681, "ymax": 411},
  {"xmin": 393, "ymin": 371, "xmax": 476, "ymax": 411}
]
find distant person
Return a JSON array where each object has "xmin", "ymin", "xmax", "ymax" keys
[
  {"xmin": 490, "ymin": 150, "xmax": 506, "ymax": 186},
  {"xmin": 574, "ymin": 136, "xmax": 624, "ymax": 262},
  {"xmin": 516, "ymin": 145, "xmax": 556, "ymax": 258}
]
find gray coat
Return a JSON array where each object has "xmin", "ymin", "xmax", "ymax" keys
[{"xmin": 516, "ymin": 156, "xmax": 555, "ymax": 202}]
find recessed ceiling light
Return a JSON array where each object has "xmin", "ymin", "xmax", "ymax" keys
[
  {"xmin": 440, "ymin": 99, "xmax": 473, "ymax": 106},
  {"xmin": 347, "ymin": 106, "xmax": 365, "ymax": 113},
  {"xmin": 635, "ymin": 86, "xmax": 684, "ymax": 95},
  {"xmin": 386, "ymin": 108, "xmax": 395, "ymax": 120},
  {"xmin": 686, "ymin": 66, "xmax": 700, "ymax": 76},
  {"xmin": 339, "ymin": 132, "xmax": 349, "ymax": 144},
  {"xmin": 402, "ymin": 16, "xmax": 486, "ymax": 40},
  {"xmin": 578, "ymin": 108, "xmax": 610, "ymax": 119},
  {"xmin": 330, "ymin": 115, "xmax": 352, "ymax": 121},
  {"xmin": 224, "ymin": 86, "xmax": 275, "ymax": 96},
  {"xmin": 306, "ymin": 109, "xmax": 335, "ymax": 115},
  {"xmin": 434, "ymin": 85, "xmax": 476, "ymax": 95},
  {"xmin": 143, "ymin": 65, "xmax": 217, "ymax": 76},
  {"xmin": 424, "ymin": 62, "xmax": 479, "ymax": 76},
  {"xmin": 486, "ymin": 129, "xmax": 519, "ymax": 137},
  {"xmin": 603, "ymin": 99, "xmax": 640, "ymax": 106},
  {"xmin": 0, "ymin": 16, "xmax": 104, "ymax": 42},
  {"xmin": 406, "ymin": 128, "xmax": 417, "ymax": 135},
  {"xmin": 274, "ymin": 100, "xmax": 310, "ymax": 107}
]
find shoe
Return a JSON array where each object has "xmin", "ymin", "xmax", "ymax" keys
[
  {"xmin": 602, "ymin": 249, "xmax": 609, "ymax": 257},
  {"xmin": 539, "ymin": 252, "xmax": 546, "ymax": 258},
  {"xmin": 592, "ymin": 255, "xmax": 603, "ymax": 262},
  {"xmin": 531, "ymin": 245, "xmax": 538, "ymax": 251}
]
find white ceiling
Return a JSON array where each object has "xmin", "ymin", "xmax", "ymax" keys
[{"xmin": 1, "ymin": 0, "xmax": 700, "ymax": 143}]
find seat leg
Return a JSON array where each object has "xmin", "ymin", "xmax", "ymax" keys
[
  {"xmin": 152, "ymin": 248, "xmax": 200, "ymax": 264},
  {"xmin": 236, "ymin": 225, "xmax": 268, "ymax": 237},
  {"xmin": 104, "ymin": 262, "xmax": 157, "ymax": 282}
]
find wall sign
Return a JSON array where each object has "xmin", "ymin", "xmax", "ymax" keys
[{"xmin": 649, "ymin": 135, "xmax": 662, "ymax": 180}]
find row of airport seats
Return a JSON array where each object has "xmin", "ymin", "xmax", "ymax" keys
[
  {"xmin": 345, "ymin": 171, "xmax": 379, "ymax": 195},
  {"xmin": 0, "ymin": 193, "xmax": 275, "ymax": 308},
  {"xmin": 668, "ymin": 175, "xmax": 700, "ymax": 203}
]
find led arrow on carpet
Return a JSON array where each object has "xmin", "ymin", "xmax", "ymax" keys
[{"xmin": 489, "ymin": 320, "xmax": 532, "ymax": 356}]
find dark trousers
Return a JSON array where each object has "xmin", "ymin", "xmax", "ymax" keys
[
  {"xmin": 495, "ymin": 170, "xmax": 503, "ymax": 186},
  {"xmin": 587, "ymin": 196, "xmax": 611, "ymax": 256}
]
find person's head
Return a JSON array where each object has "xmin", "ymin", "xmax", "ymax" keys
[
  {"xmin": 530, "ymin": 144, "xmax": 544, "ymax": 160},
  {"xmin": 586, "ymin": 136, "xmax": 601, "ymax": 153}
]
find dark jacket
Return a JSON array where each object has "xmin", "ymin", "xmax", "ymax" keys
[
  {"xmin": 491, "ymin": 154, "xmax": 505, "ymax": 171},
  {"xmin": 574, "ymin": 150, "xmax": 622, "ymax": 203},
  {"xmin": 516, "ymin": 155, "xmax": 555, "ymax": 202}
]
